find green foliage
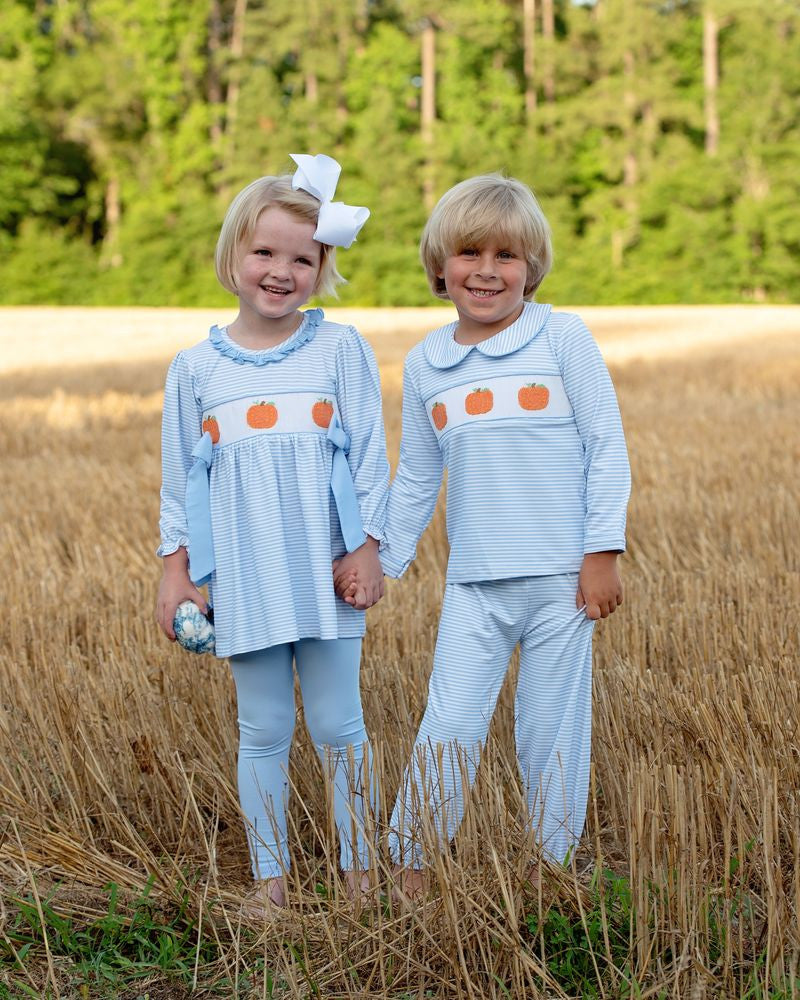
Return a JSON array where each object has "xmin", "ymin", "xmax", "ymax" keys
[
  {"xmin": 0, "ymin": 877, "xmax": 222, "ymax": 994},
  {"xmin": 1, "ymin": 0, "xmax": 799, "ymax": 305}
]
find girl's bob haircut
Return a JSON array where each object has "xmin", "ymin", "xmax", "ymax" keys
[
  {"xmin": 215, "ymin": 175, "xmax": 343, "ymax": 299},
  {"xmin": 420, "ymin": 173, "xmax": 553, "ymax": 300}
]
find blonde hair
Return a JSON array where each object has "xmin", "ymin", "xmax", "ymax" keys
[
  {"xmin": 215, "ymin": 175, "xmax": 343, "ymax": 299},
  {"xmin": 420, "ymin": 174, "xmax": 553, "ymax": 299}
]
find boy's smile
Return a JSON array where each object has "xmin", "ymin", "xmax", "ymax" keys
[{"xmin": 438, "ymin": 242, "xmax": 529, "ymax": 344}]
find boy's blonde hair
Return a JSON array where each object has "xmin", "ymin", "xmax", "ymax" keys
[
  {"xmin": 215, "ymin": 175, "xmax": 343, "ymax": 299},
  {"xmin": 420, "ymin": 174, "xmax": 553, "ymax": 300}
]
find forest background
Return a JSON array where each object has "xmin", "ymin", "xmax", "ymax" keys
[{"xmin": 3, "ymin": 0, "xmax": 799, "ymax": 309}]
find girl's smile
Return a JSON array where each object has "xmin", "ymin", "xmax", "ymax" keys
[{"xmin": 229, "ymin": 207, "xmax": 322, "ymax": 348}]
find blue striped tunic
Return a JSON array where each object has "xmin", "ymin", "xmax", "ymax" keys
[
  {"xmin": 380, "ymin": 302, "xmax": 631, "ymax": 582},
  {"xmin": 158, "ymin": 309, "xmax": 389, "ymax": 657}
]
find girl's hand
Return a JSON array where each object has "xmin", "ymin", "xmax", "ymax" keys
[
  {"xmin": 156, "ymin": 549, "xmax": 208, "ymax": 640},
  {"xmin": 332, "ymin": 537, "xmax": 384, "ymax": 610},
  {"xmin": 576, "ymin": 551, "xmax": 623, "ymax": 620}
]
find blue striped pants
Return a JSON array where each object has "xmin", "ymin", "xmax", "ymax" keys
[
  {"xmin": 230, "ymin": 637, "xmax": 372, "ymax": 880},
  {"xmin": 389, "ymin": 574, "xmax": 594, "ymax": 866}
]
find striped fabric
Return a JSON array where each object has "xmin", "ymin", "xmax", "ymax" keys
[
  {"xmin": 380, "ymin": 302, "xmax": 631, "ymax": 582},
  {"xmin": 158, "ymin": 310, "xmax": 390, "ymax": 658},
  {"xmin": 389, "ymin": 573, "xmax": 594, "ymax": 865}
]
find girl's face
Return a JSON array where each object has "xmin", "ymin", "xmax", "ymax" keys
[
  {"xmin": 235, "ymin": 207, "xmax": 322, "ymax": 329},
  {"xmin": 438, "ymin": 240, "xmax": 529, "ymax": 343}
]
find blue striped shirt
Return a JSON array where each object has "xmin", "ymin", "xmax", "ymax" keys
[
  {"xmin": 380, "ymin": 302, "xmax": 631, "ymax": 582},
  {"xmin": 158, "ymin": 309, "xmax": 389, "ymax": 657}
]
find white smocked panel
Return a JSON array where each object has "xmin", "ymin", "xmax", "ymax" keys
[
  {"xmin": 202, "ymin": 392, "xmax": 341, "ymax": 447},
  {"xmin": 423, "ymin": 373, "xmax": 573, "ymax": 438}
]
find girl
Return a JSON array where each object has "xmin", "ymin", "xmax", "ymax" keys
[
  {"xmin": 156, "ymin": 154, "xmax": 387, "ymax": 912},
  {"xmin": 337, "ymin": 173, "xmax": 631, "ymax": 891}
]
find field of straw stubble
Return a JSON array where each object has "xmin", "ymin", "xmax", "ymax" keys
[{"xmin": 0, "ymin": 306, "xmax": 799, "ymax": 999}]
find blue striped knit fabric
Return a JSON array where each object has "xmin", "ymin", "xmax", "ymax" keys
[
  {"xmin": 389, "ymin": 574, "xmax": 595, "ymax": 865},
  {"xmin": 158, "ymin": 309, "xmax": 390, "ymax": 658},
  {"xmin": 380, "ymin": 301, "xmax": 631, "ymax": 582}
]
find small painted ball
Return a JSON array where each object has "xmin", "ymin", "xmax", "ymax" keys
[{"xmin": 173, "ymin": 601, "xmax": 216, "ymax": 655}]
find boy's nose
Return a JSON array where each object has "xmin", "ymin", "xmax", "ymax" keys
[{"xmin": 475, "ymin": 253, "xmax": 497, "ymax": 277}]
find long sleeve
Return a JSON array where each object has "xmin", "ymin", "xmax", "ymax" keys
[
  {"xmin": 380, "ymin": 354, "xmax": 444, "ymax": 578},
  {"xmin": 549, "ymin": 316, "xmax": 631, "ymax": 554},
  {"xmin": 334, "ymin": 330, "xmax": 391, "ymax": 542},
  {"xmin": 157, "ymin": 351, "xmax": 203, "ymax": 557}
]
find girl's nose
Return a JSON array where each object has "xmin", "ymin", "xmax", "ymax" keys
[{"xmin": 267, "ymin": 256, "xmax": 291, "ymax": 278}]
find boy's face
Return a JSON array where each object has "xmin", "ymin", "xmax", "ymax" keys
[{"xmin": 438, "ymin": 240, "xmax": 529, "ymax": 342}]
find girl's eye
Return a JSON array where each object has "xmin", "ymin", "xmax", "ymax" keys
[
  {"xmin": 296, "ymin": 257, "xmax": 313, "ymax": 266},
  {"xmin": 255, "ymin": 248, "xmax": 271, "ymax": 256}
]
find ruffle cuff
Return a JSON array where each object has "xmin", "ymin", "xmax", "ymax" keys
[{"xmin": 156, "ymin": 535, "xmax": 190, "ymax": 559}]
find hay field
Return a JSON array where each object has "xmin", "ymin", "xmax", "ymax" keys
[{"xmin": 1, "ymin": 306, "xmax": 799, "ymax": 999}]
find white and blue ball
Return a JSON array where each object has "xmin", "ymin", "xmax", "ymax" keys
[{"xmin": 173, "ymin": 601, "xmax": 216, "ymax": 655}]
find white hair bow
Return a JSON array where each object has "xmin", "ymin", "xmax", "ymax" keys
[{"xmin": 290, "ymin": 153, "xmax": 370, "ymax": 249}]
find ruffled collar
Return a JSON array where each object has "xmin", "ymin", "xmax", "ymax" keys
[
  {"xmin": 423, "ymin": 302, "xmax": 553, "ymax": 369},
  {"xmin": 209, "ymin": 308, "xmax": 323, "ymax": 365}
]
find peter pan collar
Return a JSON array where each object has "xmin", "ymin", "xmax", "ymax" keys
[
  {"xmin": 209, "ymin": 307, "xmax": 323, "ymax": 366},
  {"xmin": 422, "ymin": 302, "xmax": 553, "ymax": 369}
]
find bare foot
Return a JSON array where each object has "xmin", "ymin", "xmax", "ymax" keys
[
  {"xmin": 241, "ymin": 877, "xmax": 287, "ymax": 923},
  {"xmin": 343, "ymin": 868, "xmax": 376, "ymax": 907},
  {"xmin": 392, "ymin": 865, "xmax": 428, "ymax": 904}
]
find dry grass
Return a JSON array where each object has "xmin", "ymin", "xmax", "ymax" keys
[{"xmin": 1, "ymin": 308, "xmax": 799, "ymax": 998}]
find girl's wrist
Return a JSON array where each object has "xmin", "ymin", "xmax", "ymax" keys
[{"xmin": 162, "ymin": 548, "xmax": 190, "ymax": 575}]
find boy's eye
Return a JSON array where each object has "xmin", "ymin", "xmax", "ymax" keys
[
  {"xmin": 460, "ymin": 247, "xmax": 478, "ymax": 257},
  {"xmin": 498, "ymin": 250, "xmax": 515, "ymax": 260}
]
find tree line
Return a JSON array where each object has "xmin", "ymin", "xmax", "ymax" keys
[{"xmin": 2, "ymin": 0, "xmax": 798, "ymax": 306}]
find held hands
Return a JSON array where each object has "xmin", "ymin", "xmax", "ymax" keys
[
  {"xmin": 332, "ymin": 536, "xmax": 384, "ymax": 610},
  {"xmin": 156, "ymin": 548, "xmax": 209, "ymax": 640},
  {"xmin": 576, "ymin": 551, "xmax": 623, "ymax": 621}
]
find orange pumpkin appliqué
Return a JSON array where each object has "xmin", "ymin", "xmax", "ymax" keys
[
  {"xmin": 465, "ymin": 388, "xmax": 493, "ymax": 415},
  {"xmin": 312, "ymin": 398, "xmax": 334, "ymax": 428},
  {"xmin": 247, "ymin": 401, "xmax": 278, "ymax": 429},
  {"xmin": 431, "ymin": 402, "xmax": 447, "ymax": 430},
  {"xmin": 518, "ymin": 384, "xmax": 550, "ymax": 411},
  {"xmin": 202, "ymin": 416, "xmax": 220, "ymax": 444}
]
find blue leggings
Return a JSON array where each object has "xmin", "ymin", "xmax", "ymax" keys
[{"xmin": 229, "ymin": 637, "xmax": 373, "ymax": 880}]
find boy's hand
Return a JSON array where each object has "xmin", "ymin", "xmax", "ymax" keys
[
  {"xmin": 332, "ymin": 536, "xmax": 384, "ymax": 610},
  {"xmin": 332, "ymin": 562, "xmax": 359, "ymax": 603},
  {"xmin": 576, "ymin": 551, "xmax": 623, "ymax": 620},
  {"xmin": 156, "ymin": 548, "xmax": 208, "ymax": 640}
]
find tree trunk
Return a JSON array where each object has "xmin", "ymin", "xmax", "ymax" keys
[
  {"xmin": 224, "ymin": 0, "xmax": 248, "ymax": 159},
  {"xmin": 207, "ymin": 0, "xmax": 223, "ymax": 150},
  {"xmin": 103, "ymin": 173, "xmax": 122, "ymax": 269},
  {"xmin": 704, "ymin": 2, "xmax": 719, "ymax": 156},
  {"xmin": 613, "ymin": 47, "xmax": 639, "ymax": 268},
  {"xmin": 542, "ymin": 0, "xmax": 554, "ymax": 103},
  {"xmin": 523, "ymin": 0, "xmax": 537, "ymax": 119},
  {"xmin": 421, "ymin": 18, "xmax": 436, "ymax": 211}
]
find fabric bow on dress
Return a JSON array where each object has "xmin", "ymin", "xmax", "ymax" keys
[{"xmin": 290, "ymin": 153, "xmax": 370, "ymax": 249}]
